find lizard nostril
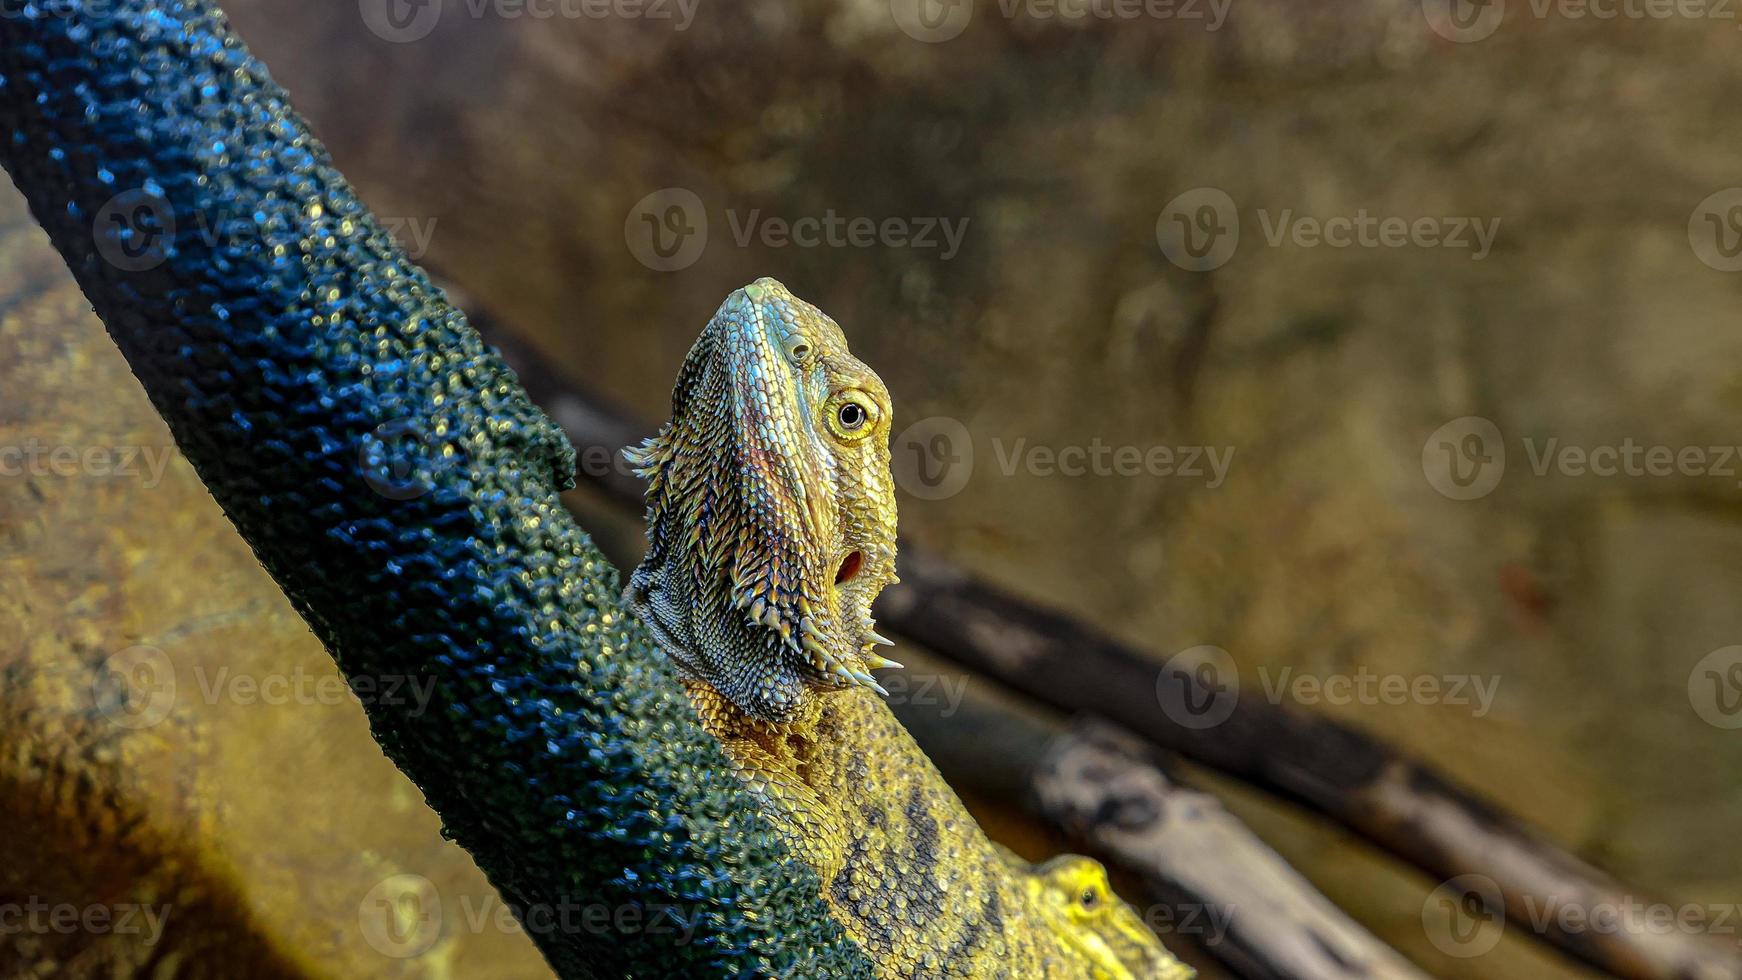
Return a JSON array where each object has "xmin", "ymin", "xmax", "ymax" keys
[{"xmin": 835, "ymin": 550, "xmax": 864, "ymax": 585}]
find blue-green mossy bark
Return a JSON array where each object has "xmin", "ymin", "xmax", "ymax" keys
[{"xmin": 0, "ymin": 3, "xmax": 872, "ymax": 977}]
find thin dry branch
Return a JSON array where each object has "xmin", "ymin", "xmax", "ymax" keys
[{"xmin": 1035, "ymin": 722, "xmax": 1432, "ymax": 980}]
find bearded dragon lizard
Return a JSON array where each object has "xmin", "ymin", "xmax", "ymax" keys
[{"xmin": 627, "ymin": 278, "xmax": 1193, "ymax": 979}]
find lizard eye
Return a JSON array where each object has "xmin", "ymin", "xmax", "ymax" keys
[{"xmin": 826, "ymin": 391, "xmax": 878, "ymax": 441}]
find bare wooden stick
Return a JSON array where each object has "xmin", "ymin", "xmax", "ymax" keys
[{"xmin": 1035, "ymin": 721, "xmax": 1431, "ymax": 980}]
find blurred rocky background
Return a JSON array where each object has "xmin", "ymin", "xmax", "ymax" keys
[{"xmin": 3, "ymin": 0, "xmax": 1740, "ymax": 977}]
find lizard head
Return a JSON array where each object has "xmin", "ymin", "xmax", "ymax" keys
[
  {"xmin": 1028, "ymin": 856, "xmax": 1190, "ymax": 980},
  {"xmin": 626, "ymin": 278, "xmax": 901, "ymax": 723}
]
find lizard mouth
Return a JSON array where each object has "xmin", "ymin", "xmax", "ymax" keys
[{"xmin": 834, "ymin": 550, "xmax": 864, "ymax": 585}]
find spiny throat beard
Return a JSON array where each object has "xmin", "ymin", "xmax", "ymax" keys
[{"xmin": 624, "ymin": 278, "xmax": 900, "ymax": 724}]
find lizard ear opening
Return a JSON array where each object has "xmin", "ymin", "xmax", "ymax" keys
[{"xmin": 835, "ymin": 550, "xmax": 864, "ymax": 585}]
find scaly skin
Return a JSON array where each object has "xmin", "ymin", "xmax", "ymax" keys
[{"xmin": 629, "ymin": 279, "xmax": 1192, "ymax": 979}]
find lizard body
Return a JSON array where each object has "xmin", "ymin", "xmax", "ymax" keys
[{"xmin": 629, "ymin": 279, "xmax": 1193, "ymax": 979}]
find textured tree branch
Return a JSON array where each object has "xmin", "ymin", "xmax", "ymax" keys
[
  {"xmin": 0, "ymin": 4, "xmax": 870, "ymax": 977},
  {"xmin": 472, "ymin": 307, "xmax": 1742, "ymax": 980}
]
